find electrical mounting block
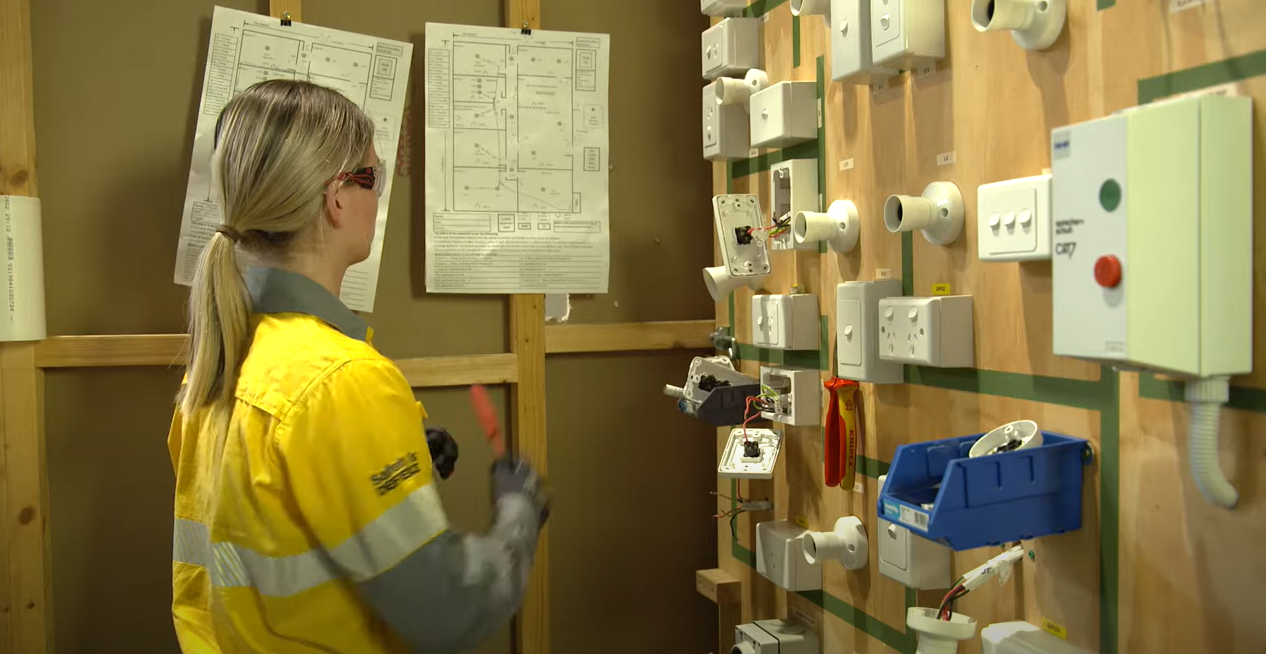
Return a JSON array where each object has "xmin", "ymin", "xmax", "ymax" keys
[
  {"xmin": 702, "ymin": 17, "xmax": 760, "ymax": 80},
  {"xmin": 978, "ymin": 174, "xmax": 1052, "ymax": 262},
  {"xmin": 832, "ymin": 0, "xmax": 898, "ymax": 83},
  {"xmin": 734, "ymin": 620, "xmax": 820, "ymax": 654},
  {"xmin": 836, "ymin": 279, "xmax": 905, "ymax": 383},
  {"xmin": 719, "ymin": 427, "xmax": 784, "ymax": 479},
  {"xmin": 1050, "ymin": 95, "xmax": 1252, "ymax": 377},
  {"xmin": 701, "ymin": 0, "xmax": 749, "ymax": 17},
  {"xmin": 749, "ymin": 82, "xmax": 818, "ymax": 149},
  {"xmin": 870, "ymin": 0, "xmax": 946, "ymax": 70},
  {"xmin": 703, "ymin": 81, "xmax": 750, "ymax": 160},
  {"xmin": 878, "ymin": 295, "xmax": 974, "ymax": 368},
  {"xmin": 756, "ymin": 521, "xmax": 822, "ymax": 591},
  {"xmin": 877, "ymin": 475, "xmax": 952, "ymax": 589},
  {"xmin": 769, "ymin": 159, "xmax": 820, "ymax": 251},
  {"xmin": 759, "ymin": 366, "xmax": 821, "ymax": 426},
  {"xmin": 752, "ymin": 294, "xmax": 820, "ymax": 350}
]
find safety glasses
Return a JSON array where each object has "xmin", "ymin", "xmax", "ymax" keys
[{"xmin": 333, "ymin": 161, "xmax": 386, "ymax": 197}]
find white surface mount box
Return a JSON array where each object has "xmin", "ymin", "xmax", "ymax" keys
[
  {"xmin": 750, "ymin": 81, "xmax": 817, "ymax": 149},
  {"xmin": 837, "ymin": 280, "xmax": 905, "ymax": 383},
  {"xmin": 703, "ymin": 81, "xmax": 750, "ymax": 160},
  {"xmin": 756, "ymin": 521, "xmax": 822, "ymax": 591},
  {"xmin": 830, "ymin": 0, "xmax": 897, "ymax": 83},
  {"xmin": 871, "ymin": 0, "xmax": 946, "ymax": 70},
  {"xmin": 1050, "ymin": 95, "xmax": 1252, "ymax": 377},
  {"xmin": 878, "ymin": 295, "xmax": 974, "ymax": 368},
  {"xmin": 702, "ymin": 18, "xmax": 760, "ymax": 80},
  {"xmin": 753, "ymin": 294, "xmax": 820, "ymax": 350}
]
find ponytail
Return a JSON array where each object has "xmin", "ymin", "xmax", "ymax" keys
[{"xmin": 180, "ymin": 230, "xmax": 251, "ymax": 416}]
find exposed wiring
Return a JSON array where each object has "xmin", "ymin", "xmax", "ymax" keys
[
  {"xmin": 937, "ymin": 544, "xmax": 1025, "ymax": 620},
  {"xmin": 711, "ymin": 485, "xmax": 772, "ymax": 542}
]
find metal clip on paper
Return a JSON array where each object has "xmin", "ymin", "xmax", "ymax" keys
[
  {"xmin": 520, "ymin": 20, "xmax": 531, "ymax": 35},
  {"xmin": 281, "ymin": 11, "xmax": 292, "ymax": 26}
]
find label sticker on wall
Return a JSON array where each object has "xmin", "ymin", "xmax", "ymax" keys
[
  {"xmin": 839, "ymin": 158, "xmax": 855, "ymax": 171},
  {"xmin": 749, "ymin": 148, "xmax": 760, "ymax": 158},
  {"xmin": 1170, "ymin": 0, "xmax": 1213, "ymax": 12},
  {"xmin": 936, "ymin": 151, "xmax": 956, "ymax": 166},
  {"xmin": 899, "ymin": 505, "xmax": 929, "ymax": 530},
  {"xmin": 795, "ymin": 515, "xmax": 810, "ymax": 529},
  {"xmin": 792, "ymin": 607, "xmax": 819, "ymax": 629},
  {"xmin": 876, "ymin": 268, "xmax": 892, "ymax": 279},
  {"xmin": 853, "ymin": 479, "xmax": 866, "ymax": 493},
  {"xmin": 1170, "ymin": 81, "xmax": 1239, "ymax": 101},
  {"xmin": 932, "ymin": 283, "xmax": 952, "ymax": 295},
  {"xmin": 1041, "ymin": 619, "xmax": 1068, "ymax": 640}
]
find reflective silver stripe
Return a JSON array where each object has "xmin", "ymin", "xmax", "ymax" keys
[
  {"xmin": 173, "ymin": 517, "xmax": 210, "ymax": 568},
  {"xmin": 329, "ymin": 483, "xmax": 449, "ymax": 583},
  {"xmin": 170, "ymin": 482, "xmax": 448, "ymax": 595}
]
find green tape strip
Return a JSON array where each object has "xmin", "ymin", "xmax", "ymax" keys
[
  {"xmin": 792, "ymin": 15, "xmax": 802, "ymax": 68},
  {"xmin": 730, "ymin": 140, "xmax": 820, "ymax": 179},
  {"xmin": 1098, "ymin": 365, "xmax": 1120, "ymax": 654},
  {"xmin": 900, "ymin": 232, "xmax": 914, "ymax": 296},
  {"xmin": 857, "ymin": 455, "xmax": 889, "ymax": 480},
  {"xmin": 734, "ymin": 342, "xmax": 823, "ymax": 369},
  {"xmin": 743, "ymin": 0, "xmax": 788, "ymax": 18},
  {"xmin": 818, "ymin": 315, "xmax": 830, "ymax": 371},
  {"xmin": 1138, "ymin": 373, "xmax": 1266, "ymax": 413},
  {"xmin": 1138, "ymin": 48, "xmax": 1266, "ymax": 104},
  {"xmin": 1097, "ymin": 0, "xmax": 1115, "ymax": 10},
  {"xmin": 904, "ymin": 366, "xmax": 1110, "ymax": 412},
  {"xmin": 798, "ymin": 590, "xmax": 917, "ymax": 654}
]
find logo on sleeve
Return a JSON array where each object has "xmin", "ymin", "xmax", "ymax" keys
[{"xmin": 371, "ymin": 452, "xmax": 421, "ymax": 496}]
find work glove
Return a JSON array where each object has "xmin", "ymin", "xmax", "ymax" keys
[
  {"xmin": 425, "ymin": 427, "xmax": 459, "ymax": 480},
  {"xmin": 491, "ymin": 457, "xmax": 551, "ymax": 528}
]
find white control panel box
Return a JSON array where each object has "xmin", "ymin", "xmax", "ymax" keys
[
  {"xmin": 750, "ymin": 82, "xmax": 817, "ymax": 149},
  {"xmin": 830, "ymin": 0, "xmax": 898, "ymax": 83},
  {"xmin": 978, "ymin": 174, "xmax": 1052, "ymax": 262},
  {"xmin": 836, "ymin": 280, "xmax": 905, "ymax": 383},
  {"xmin": 736, "ymin": 620, "xmax": 820, "ymax": 654},
  {"xmin": 877, "ymin": 475, "xmax": 952, "ymax": 589},
  {"xmin": 870, "ymin": 0, "xmax": 946, "ymax": 70},
  {"xmin": 703, "ymin": 81, "xmax": 750, "ymax": 160},
  {"xmin": 1051, "ymin": 95, "xmax": 1252, "ymax": 377},
  {"xmin": 702, "ymin": 18, "xmax": 760, "ymax": 80},
  {"xmin": 756, "ymin": 521, "xmax": 822, "ymax": 591},
  {"xmin": 878, "ymin": 296, "xmax": 974, "ymax": 368},
  {"xmin": 769, "ymin": 159, "xmax": 820, "ymax": 251},
  {"xmin": 760, "ymin": 366, "xmax": 821, "ymax": 426},
  {"xmin": 752, "ymin": 294, "xmax": 819, "ymax": 350},
  {"xmin": 702, "ymin": 0, "xmax": 748, "ymax": 16}
]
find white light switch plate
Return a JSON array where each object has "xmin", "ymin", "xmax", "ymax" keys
[
  {"xmin": 714, "ymin": 195, "xmax": 772, "ymax": 279},
  {"xmin": 836, "ymin": 280, "xmax": 905, "ymax": 383},
  {"xmin": 753, "ymin": 294, "xmax": 820, "ymax": 350},
  {"xmin": 978, "ymin": 174, "xmax": 1052, "ymax": 261},
  {"xmin": 878, "ymin": 295, "xmax": 974, "ymax": 367},
  {"xmin": 703, "ymin": 81, "xmax": 751, "ymax": 160},
  {"xmin": 870, "ymin": 0, "xmax": 946, "ymax": 70},
  {"xmin": 702, "ymin": 18, "xmax": 760, "ymax": 80}
]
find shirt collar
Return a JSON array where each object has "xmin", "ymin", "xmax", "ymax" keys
[{"xmin": 246, "ymin": 267, "xmax": 369, "ymax": 342}]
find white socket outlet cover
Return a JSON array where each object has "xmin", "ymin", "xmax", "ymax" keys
[
  {"xmin": 714, "ymin": 195, "xmax": 772, "ymax": 278},
  {"xmin": 977, "ymin": 174, "xmax": 1052, "ymax": 261},
  {"xmin": 719, "ymin": 428, "xmax": 783, "ymax": 479},
  {"xmin": 877, "ymin": 295, "xmax": 974, "ymax": 368},
  {"xmin": 836, "ymin": 280, "xmax": 905, "ymax": 383}
]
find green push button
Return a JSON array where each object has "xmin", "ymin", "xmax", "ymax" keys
[{"xmin": 1099, "ymin": 179, "xmax": 1122, "ymax": 212}]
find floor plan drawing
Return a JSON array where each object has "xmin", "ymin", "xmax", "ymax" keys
[
  {"xmin": 425, "ymin": 23, "xmax": 610, "ymax": 294},
  {"xmin": 176, "ymin": 6, "xmax": 412, "ymax": 311}
]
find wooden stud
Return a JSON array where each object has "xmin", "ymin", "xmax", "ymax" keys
[
  {"xmin": 696, "ymin": 569, "xmax": 741, "ymax": 652},
  {"xmin": 34, "ymin": 335, "xmax": 188, "ymax": 369},
  {"xmin": 394, "ymin": 354, "xmax": 519, "ymax": 388},
  {"xmin": 544, "ymin": 320, "xmax": 714, "ymax": 354}
]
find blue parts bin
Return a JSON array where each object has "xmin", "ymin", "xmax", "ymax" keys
[{"xmin": 878, "ymin": 431, "xmax": 1093, "ymax": 551}]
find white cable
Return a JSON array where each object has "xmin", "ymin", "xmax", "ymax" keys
[
  {"xmin": 1185, "ymin": 376, "xmax": 1237, "ymax": 509},
  {"xmin": 960, "ymin": 545, "xmax": 1024, "ymax": 592}
]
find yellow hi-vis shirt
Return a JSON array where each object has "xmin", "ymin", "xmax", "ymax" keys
[{"xmin": 168, "ymin": 268, "xmax": 539, "ymax": 654}]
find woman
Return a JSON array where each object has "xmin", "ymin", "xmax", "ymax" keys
[{"xmin": 168, "ymin": 79, "xmax": 548, "ymax": 654}]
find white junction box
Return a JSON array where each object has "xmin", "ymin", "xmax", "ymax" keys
[
  {"xmin": 983, "ymin": 621, "xmax": 1094, "ymax": 654},
  {"xmin": 735, "ymin": 620, "xmax": 820, "ymax": 654},
  {"xmin": 756, "ymin": 521, "xmax": 822, "ymax": 591},
  {"xmin": 978, "ymin": 174, "xmax": 1052, "ymax": 262},
  {"xmin": 703, "ymin": 81, "xmax": 750, "ymax": 160},
  {"xmin": 752, "ymin": 294, "xmax": 819, "ymax": 350},
  {"xmin": 870, "ymin": 0, "xmax": 946, "ymax": 70},
  {"xmin": 830, "ymin": 0, "xmax": 897, "ymax": 83},
  {"xmin": 719, "ymin": 427, "xmax": 783, "ymax": 480},
  {"xmin": 770, "ymin": 159, "xmax": 820, "ymax": 251},
  {"xmin": 1050, "ymin": 95, "xmax": 1252, "ymax": 376},
  {"xmin": 702, "ymin": 18, "xmax": 760, "ymax": 80},
  {"xmin": 878, "ymin": 295, "xmax": 974, "ymax": 367},
  {"xmin": 836, "ymin": 280, "xmax": 905, "ymax": 383},
  {"xmin": 750, "ymin": 81, "xmax": 817, "ymax": 149},
  {"xmin": 877, "ymin": 475, "xmax": 952, "ymax": 589},
  {"xmin": 760, "ymin": 366, "xmax": 821, "ymax": 426},
  {"xmin": 702, "ymin": 0, "xmax": 748, "ymax": 16}
]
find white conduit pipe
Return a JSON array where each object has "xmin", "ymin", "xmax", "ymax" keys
[{"xmin": 1184, "ymin": 376, "xmax": 1237, "ymax": 509}]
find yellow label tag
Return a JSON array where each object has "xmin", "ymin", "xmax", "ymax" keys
[
  {"xmin": 794, "ymin": 515, "xmax": 809, "ymax": 529},
  {"xmin": 1041, "ymin": 619, "xmax": 1067, "ymax": 640},
  {"xmin": 931, "ymin": 283, "xmax": 952, "ymax": 296}
]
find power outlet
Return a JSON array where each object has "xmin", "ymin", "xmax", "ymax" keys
[
  {"xmin": 760, "ymin": 366, "xmax": 821, "ymax": 426},
  {"xmin": 769, "ymin": 160, "xmax": 820, "ymax": 251},
  {"xmin": 978, "ymin": 174, "xmax": 1051, "ymax": 261},
  {"xmin": 703, "ymin": 81, "xmax": 750, "ymax": 160},
  {"xmin": 836, "ymin": 280, "xmax": 905, "ymax": 383},
  {"xmin": 702, "ymin": 18, "xmax": 760, "ymax": 80},
  {"xmin": 756, "ymin": 521, "xmax": 822, "ymax": 591},
  {"xmin": 877, "ymin": 295, "xmax": 974, "ymax": 367},
  {"xmin": 752, "ymin": 294, "xmax": 820, "ymax": 350}
]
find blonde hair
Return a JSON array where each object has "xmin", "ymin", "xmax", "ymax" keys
[{"xmin": 181, "ymin": 80, "xmax": 374, "ymax": 416}]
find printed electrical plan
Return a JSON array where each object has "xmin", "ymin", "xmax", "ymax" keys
[
  {"xmin": 174, "ymin": 6, "xmax": 412, "ymax": 311},
  {"xmin": 424, "ymin": 23, "xmax": 610, "ymax": 294}
]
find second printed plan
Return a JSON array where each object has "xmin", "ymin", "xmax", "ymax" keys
[{"xmin": 424, "ymin": 23, "xmax": 611, "ymax": 294}]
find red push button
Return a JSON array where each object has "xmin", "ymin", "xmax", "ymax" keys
[{"xmin": 1094, "ymin": 255, "xmax": 1122, "ymax": 288}]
